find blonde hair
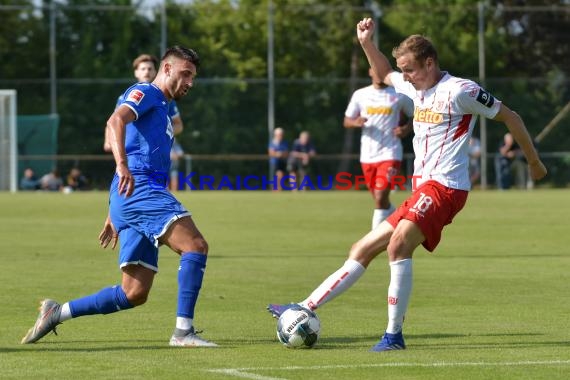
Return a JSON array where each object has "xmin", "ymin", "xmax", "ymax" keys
[{"xmin": 392, "ymin": 35, "xmax": 438, "ymax": 65}]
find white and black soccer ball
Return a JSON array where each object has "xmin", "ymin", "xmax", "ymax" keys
[{"xmin": 276, "ymin": 305, "xmax": 320, "ymax": 349}]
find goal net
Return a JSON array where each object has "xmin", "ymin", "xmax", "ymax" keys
[{"xmin": 0, "ymin": 90, "xmax": 17, "ymax": 192}]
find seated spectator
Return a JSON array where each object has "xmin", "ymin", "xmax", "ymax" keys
[
  {"xmin": 40, "ymin": 168, "xmax": 64, "ymax": 191},
  {"xmin": 66, "ymin": 168, "xmax": 89, "ymax": 191},
  {"xmin": 20, "ymin": 168, "xmax": 39, "ymax": 191}
]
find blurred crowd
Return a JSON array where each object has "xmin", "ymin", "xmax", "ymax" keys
[{"xmin": 20, "ymin": 167, "xmax": 89, "ymax": 193}]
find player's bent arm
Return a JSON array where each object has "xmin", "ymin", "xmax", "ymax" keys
[
  {"xmin": 344, "ymin": 116, "xmax": 366, "ymax": 128},
  {"xmin": 107, "ymin": 105, "xmax": 137, "ymax": 195},
  {"xmin": 357, "ymin": 18, "xmax": 394, "ymax": 86},
  {"xmin": 103, "ymin": 127, "xmax": 112, "ymax": 152},
  {"xmin": 493, "ymin": 104, "xmax": 547, "ymax": 180},
  {"xmin": 172, "ymin": 114, "xmax": 184, "ymax": 136},
  {"xmin": 106, "ymin": 105, "xmax": 135, "ymax": 166}
]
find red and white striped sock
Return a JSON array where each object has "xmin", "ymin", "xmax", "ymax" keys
[{"xmin": 300, "ymin": 259, "xmax": 365, "ymax": 310}]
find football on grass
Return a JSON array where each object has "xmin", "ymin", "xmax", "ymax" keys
[{"xmin": 276, "ymin": 305, "xmax": 320, "ymax": 348}]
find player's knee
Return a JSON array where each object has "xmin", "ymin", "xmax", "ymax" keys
[
  {"xmin": 190, "ymin": 237, "xmax": 208, "ymax": 255},
  {"xmin": 176, "ymin": 236, "xmax": 208, "ymax": 255},
  {"xmin": 387, "ymin": 233, "xmax": 408, "ymax": 261},
  {"xmin": 125, "ymin": 287, "xmax": 150, "ymax": 306},
  {"xmin": 348, "ymin": 241, "xmax": 372, "ymax": 267}
]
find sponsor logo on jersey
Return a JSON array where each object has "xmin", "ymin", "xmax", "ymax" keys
[
  {"xmin": 126, "ymin": 89, "xmax": 145, "ymax": 105},
  {"xmin": 476, "ymin": 88, "xmax": 495, "ymax": 107},
  {"xmin": 414, "ymin": 106, "xmax": 443, "ymax": 124},
  {"xmin": 366, "ymin": 106, "xmax": 393, "ymax": 115}
]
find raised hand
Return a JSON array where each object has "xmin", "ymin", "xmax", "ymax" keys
[{"xmin": 357, "ymin": 18, "xmax": 375, "ymax": 44}]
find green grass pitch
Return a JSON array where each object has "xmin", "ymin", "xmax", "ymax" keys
[{"xmin": 1, "ymin": 190, "xmax": 568, "ymax": 379}]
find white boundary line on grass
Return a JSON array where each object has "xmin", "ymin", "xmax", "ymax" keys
[{"xmin": 206, "ymin": 360, "xmax": 570, "ymax": 380}]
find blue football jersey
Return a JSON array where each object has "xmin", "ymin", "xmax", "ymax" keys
[
  {"xmin": 117, "ymin": 86, "xmax": 179, "ymax": 118},
  {"xmin": 117, "ymin": 83, "xmax": 174, "ymax": 173}
]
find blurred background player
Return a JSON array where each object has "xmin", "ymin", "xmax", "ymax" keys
[
  {"xmin": 287, "ymin": 131, "xmax": 316, "ymax": 190},
  {"xmin": 268, "ymin": 17, "xmax": 547, "ymax": 353},
  {"xmin": 344, "ymin": 68, "xmax": 413, "ymax": 229},
  {"xmin": 268, "ymin": 127, "xmax": 289, "ymax": 191}
]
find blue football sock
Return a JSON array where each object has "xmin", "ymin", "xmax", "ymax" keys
[
  {"xmin": 177, "ymin": 252, "xmax": 207, "ymax": 319},
  {"xmin": 69, "ymin": 285, "xmax": 134, "ymax": 317}
]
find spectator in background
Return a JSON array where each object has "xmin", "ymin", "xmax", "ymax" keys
[
  {"xmin": 170, "ymin": 139, "xmax": 185, "ymax": 191},
  {"xmin": 66, "ymin": 168, "xmax": 89, "ymax": 191},
  {"xmin": 40, "ymin": 168, "xmax": 63, "ymax": 191},
  {"xmin": 268, "ymin": 127, "xmax": 289, "ymax": 191},
  {"xmin": 287, "ymin": 131, "xmax": 316, "ymax": 190},
  {"xmin": 20, "ymin": 168, "xmax": 39, "ymax": 191},
  {"xmin": 495, "ymin": 132, "xmax": 525, "ymax": 189},
  {"xmin": 468, "ymin": 136, "xmax": 482, "ymax": 185}
]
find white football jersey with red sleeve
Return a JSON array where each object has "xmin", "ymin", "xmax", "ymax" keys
[
  {"xmin": 345, "ymin": 85, "xmax": 414, "ymax": 163},
  {"xmin": 389, "ymin": 71, "xmax": 501, "ymax": 190}
]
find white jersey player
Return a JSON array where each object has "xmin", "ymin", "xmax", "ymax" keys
[
  {"xmin": 344, "ymin": 68, "xmax": 413, "ymax": 229},
  {"xmin": 268, "ymin": 18, "xmax": 547, "ymax": 352}
]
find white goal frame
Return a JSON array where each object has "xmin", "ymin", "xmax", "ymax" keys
[{"xmin": 0, "ymin": 90, "xmax": 17, "ymax": 192}]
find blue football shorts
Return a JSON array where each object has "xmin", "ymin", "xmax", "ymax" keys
[{"xmin": 109, "ymin": 171, "xmax": 191, "ymax": 272}]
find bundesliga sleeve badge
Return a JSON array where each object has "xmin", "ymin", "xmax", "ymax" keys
[
  {"xmin": 126, "ymin": 89, "xmax": 145, "ymax": 105},
  {"xmin": 476, "ymin": 88, "xmax": 495, "ymax": 108}
]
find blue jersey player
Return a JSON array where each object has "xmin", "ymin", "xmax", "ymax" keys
[
  {"xmin": 21, "ymin": 46, "xmax": 217, "ymax": 347},
  {"xmin": 104, "ymin": 53, "xmax": 184, "ymax": 152}
]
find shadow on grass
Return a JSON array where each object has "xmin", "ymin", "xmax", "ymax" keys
[
  {"xmin": 411, "ymin": 332, "xmax": 543, "ymax": 339},
  {"xmin": 315, "ymin": 332, "xmax": 570, "ymax": 350},
  {"xmin": 407, "ymin": 332, "xmax": 570, "ymax": 350},
  {"xmin": 0, "ymin": 339, "xmax": 239, "ymax": 353}
]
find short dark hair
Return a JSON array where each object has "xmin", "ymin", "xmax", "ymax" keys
[{"xmin": 162, "ymin": 45, "xmax": 200, "ymax": 70}]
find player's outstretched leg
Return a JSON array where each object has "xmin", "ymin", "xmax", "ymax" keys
[
  {"xmin": 266, "ymin": 259, "xmax": 365, "ymax": 318},
  {"xmin": 21, "ymin": 299, "xmax": 62, "ymax": 344},
  {"xmin": 267, "ymin": 223, "xmax": 394, "ymax": 319},
  {"xmin": 267, "ymin": 303, "xmax": 298, "ymax": 318},
  {"xmin": 22, "ymin": 282, "xmax": 139, "ymax": 344}
]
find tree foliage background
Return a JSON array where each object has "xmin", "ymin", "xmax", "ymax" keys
[{"xmin": 1, "ymin": 0, "xmax": 569, "ymax": 185}]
